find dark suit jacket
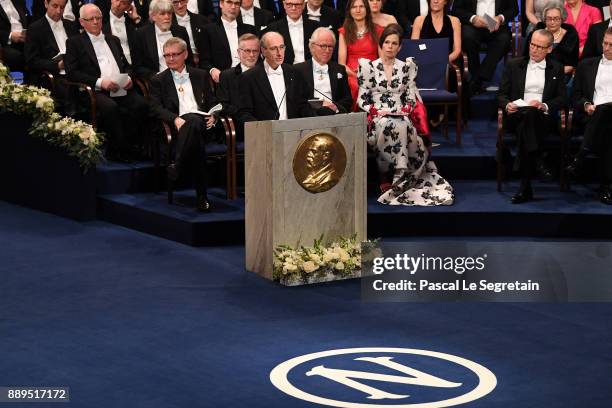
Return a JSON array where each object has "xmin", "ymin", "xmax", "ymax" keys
[
  {"xmin": 582, "ymin": 19, "xmax": 609, "ymax": 60},
  {"xmin": 452, "ymin": 0, "xmax": 518, "ymax": 27},
  {"xmin": 303, "ymin": 5, "xmax": 342, "ymax": 31},
  {"xmin": 0, "ymin": 0, "xmax": 28, "ymax": 46},
  {"xmin": 293, "ymin": 59, "xmax": 352, "ymax": 114},
  {"xmin": 218, "ymin": 64, "xmax": 244, "ymax": 117},
  {"xmin": 259, "ymin": 0, "xmax": 282, "ymax": 18},
  {"xmin": 323, "ymin": 0, "xmax": 347, "ymax": 18},
  {"xmin": 132, "ymin": 23, "xmax": 194, "ymax": 80},
  {"xmin": 238, "ymin": 63, "xmax": 315, "ymax": 121},
  {"xmin": 572, "ymin": 57, "xmax": 602, "ymax": 110},
  {"xmin": 397, "ymin": 0, "xmax": 423, "ymax": 28},
  {"xmin": 65, "ymin": 31, "xmax": 132, "ymax": 88},
  {"xmin": 32, "ymin": 0, "xmax": 80, "ymax": 22},
  {"xmin": 264, "ymin": 17, "xmax": 320, "ymax": 64},
  {"xmin": 172, "ymin": 11, "xmax": 209, "ymax": 59},
  {"xmin": 237, "ymin": 6, "xmax": 274, "ymax": 33},
  {"xmin": 196, "ymin": 0, "xmax": 217, "ymax": 21},
  {"xmin": 102, "ymin": 11, "xmax": 143, "ymax": 61},
  {"xmin": 497, "ymin": 56, "xmax": 567, "ymax": 116},
  {"xmin": 149, "ymin": 66, "xmax": 217, "ymax": 124},
  {"xmin": 200, "ymin": 20, "xmax": 257, "ymax": 72},
  {"xmin": 25, "ymin": 17, "xmax": 79, "ymax": 75}
]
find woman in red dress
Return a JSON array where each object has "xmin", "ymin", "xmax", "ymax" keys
[{"xmin": 338, "ymin": 0, "xmax": 383, "ymax": 110}]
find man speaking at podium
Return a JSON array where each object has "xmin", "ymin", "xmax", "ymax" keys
[
  {"xmin": 294, "ymin": 26, "xmax": 352, "ymax": 115},
  {"xmin": 239, "ymin": 31, "xmax": 315, "ymax": 121}
]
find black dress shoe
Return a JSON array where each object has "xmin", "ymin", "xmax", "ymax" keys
[
  {"xmin": 196, "ymin": 195, "xmax": 211, "ymax": 212},
  {"xmin": 600, "ymin": 186, "xmax": 612, "ymax": 205},
  {"xmin": 565, "ymin": 157, "xmax": 582, "ymax": 179},
  {"xmin": 536, "ymin": 162, "xmax": 554, "ymax": 182},
  {"xmin": 511, "ymin": 188, "xmax": 533, "ymax": 204}
]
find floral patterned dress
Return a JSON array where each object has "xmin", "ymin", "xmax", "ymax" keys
[{"xmin": 357, "ymin": 57, "xmax": 454, "ymax": 206}]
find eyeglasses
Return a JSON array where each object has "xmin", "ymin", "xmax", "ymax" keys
[
  {"xmin": 239, "ymin": 48, "xmax": 260, "ymax": 54},
  {"xmin": 223, "ymin": 0, "xmax": 241, "ymax": 7},
  {"xmin": 285, "ymin": 2, "xmax": 304, "ymax": 8},
  {"xmin": 172, "ymin": 0, "xmax": 188, "ymax": 4},
  {"xmin": 529, "ymin": 41, "xmax": 550, "ymax": 50},
  {"xmin": 264, "ymin": 45, "xmax": 286, "ymax": 52},
  {"xmin": 163, "ymin": 51, "xmax": 185, "ymax": 59},
  {"xmin": 82, "ymin": 16, "xmax": 103, "ymax": 22},
  {"xmin": 314, "ymin": 43, "xmax": 334, "ymax": 51},
  {"xmin": 544, "ymin": 16, "xmax": 561, "ymax": 22}
]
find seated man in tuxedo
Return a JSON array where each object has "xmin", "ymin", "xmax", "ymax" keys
[
  {"xmin": 0, "ymin": 0, "xmax": 28, "ymax": 72},
  {"xmin": 497, "ymin": 29, "xmax": 567, "ymax": 204},
  {"xmin": 201, "ymin": 0, "xmax": 257, "ymax": 83},
  {"xmin": 453, "ymin": 0, "xmax": 517, "ymax": 96},
  {"xmin": 264, "ymin": 0, "xmax": 320, "ymax": 64},
  {"xmin": 294, "ymin": 27, "xmax": 352, "ymax": 114},
  {"xmin": 583, "ymin": 0, "xmax": 612, "ymax": 59},
  {"xmin": 566, "ymin": 28, "xmax": 612, "ymax": 204},
  {"xmin": 102, "ymin": 0, "xmax": 146, "ymax": 66},
  {"xmin": 239, "ymin": 31, "xmax": 314, "ymax": 121},
  {"xmin": 238, "ymin": 0, "xmax": 274, "ymax": 33},
  {"xmin": 171, "ymin": 0, "xmax": 209, "ymax": 67},
  {"xmin": 32, "ymin": 0, "xmax": 81, "ymax": 22},
  {"xmin": 303, "ymin": 0, "xmax": 341, "ymax": 32},
  {"xmin": 132, "ymin": 0, "xmax": 193, "ymax": 80},
  {"xmin": 65, "ymin": 3, "xmax": 148, "ymax": 162},
  {"xmin": 217, "ymin": 33, "xmax": 260, "ymax": 140},
  {"xmin": 149, "ymin": 37, "xmax": 218, "ymax": 212}
]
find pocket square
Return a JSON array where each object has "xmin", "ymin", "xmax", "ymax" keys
[
  {"xmin": 337, "ymin": 73, "xmax": 343, "ymax": 79},
  {"xmin": 261, "ymin": 25, "xmax": 267, "ymax": 30}
]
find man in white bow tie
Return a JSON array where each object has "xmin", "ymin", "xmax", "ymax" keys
[
  {"xmin": 65, "ymin": 3, "xmax": 148, "ymax": 162},
  {"xmin": 264, "ymin": 0, "xmax": 320, "ymax": 64},
  {"xmin": 149, "ymin": 37, "xmax": 219, "ymax": 212},
  {"xmin": 497, "ymin": 29, "xmax": 567, "ymax": 204},
  {"xmin": 567, "ymin": 27, "xmax": 612, "ymax": 204},
  {"xmin": 294, "ymin": 27, "xmax": 351, "ymax": 115}
]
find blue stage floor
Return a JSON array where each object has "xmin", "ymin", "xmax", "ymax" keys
[{"xmin": 1, "ymin": 201, "xmax": 611, "ymax": 407}]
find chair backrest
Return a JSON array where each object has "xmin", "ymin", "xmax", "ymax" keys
[{"xmin": 397, "ymin": 38, "xmax": 449, "ymax": 91}]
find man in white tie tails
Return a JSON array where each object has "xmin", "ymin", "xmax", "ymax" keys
[
  {"xmin": 171, "ymin": 0, "xmax": 209, "ymax": 67},
  {"xmin": 149, "ymin": 37, "xmax": 219, "ymax": 212},
  {"xmin": 65, "ymin": 3, "xmax": 148, "ymax": 162},
  {"xmin": 102, "ymin": 0, "xmax": 146, "ymax": 66},
  {"xmin": 239, "ymin": 31, "xmax": 314, "ymax": 121},
  {"xmin": 264, "ymin": 0, "xmax": 320, "ymax": 64},
  {"xmin": 497, "ymin": 29, "xmax": 567, "ymax": 203},
  {"xmin": 294, "ymin": 27, "xmax": 352, "ymax": 115}
]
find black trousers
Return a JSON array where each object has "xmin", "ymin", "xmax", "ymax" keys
[
  {"xmin": 579, "ymin": 104, "xmax": 612, "ymax": 184},
  {"xmin": 505, "ymin": 107, "xmax": 556, "ymax": 184},
  {"xmin": 94, "ymin": 89, "xmax": 148, "ymax": 152},
  {"xmin": 2, "ymin": 43, "xmax": 25, "ymax": 72},
  {"xmin": 174, "ymin": 113, "xmax": 211, "ymax": 197},
  {"xmin": 462, "ymin": 25, "xmax": 512, "ymax": 82}
]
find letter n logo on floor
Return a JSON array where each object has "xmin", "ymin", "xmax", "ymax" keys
[{"xmin": 270, "ymin": 347, "xmax": 497, "ymax": 407}]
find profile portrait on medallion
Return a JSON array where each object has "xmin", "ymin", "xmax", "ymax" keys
[{"xmin": 293, "ymin": 133, "xmax": 347, "ymax": 193}]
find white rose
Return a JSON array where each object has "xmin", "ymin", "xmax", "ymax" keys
[
  {"xmin": 335, "ymin": 262, "xmax": 345, "ymax": 270},
  {"xmin": 336, "ymin": 248, "xmax": 350, "ymax": 262},
  {"xmin": 302, "ymin": 261, "xmax": 319, "ymax": 273},
  {"xmin": 283, "ymin": 262, "xmax": 298, "ymax": 274}
]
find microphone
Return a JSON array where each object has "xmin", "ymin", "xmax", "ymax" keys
[{"xmin": 313, "ymin": 88, "xmax": 346, "ymax": 113}]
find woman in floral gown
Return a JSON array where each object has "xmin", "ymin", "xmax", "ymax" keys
[{"xmin": 357, "ymin": 24, "xmax": 454, "ymax": 206}]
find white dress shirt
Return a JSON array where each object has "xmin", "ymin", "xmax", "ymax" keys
[
  {"xmin": 254, "ymin": 0, "xmax": 261, "ymax": 7},
  {"xmin": 306, "ymin": 5, "xmax": 321, "ymax": 21},
  {"xmin": 265, "ymin": 61, "xmax": 287, "ymax": 120},
  {"xmin": 87, "ymin": 32, "xmax": 121, "ymax": 90},
  {"xmin": 155, "ymin": 25, "xmax": 173, "ymax": 72},
  {"xmin": 172, "ymin": 68, "xmax": 199, "ymax": 116},
  {"xmin": 312, "ymin": 59, "xmax": 332, "ymax": 101},
  {"xmin": 240, "ymin": 6, "xmax": 255, "ymax": 26},
  {"xmin": 419, "ymin": 0, "xmax": 429, "ymax": 16},
  {"xmin": 287, "ymin": 16, "xmax": 305, "ymax": 63},
  {"xmin": 187, "ymin": 0, "xmax": 199, "ymax": 14},
  {"xmin": 63, "ymin": 0, "xmax": 75, "ymax": 21},
  {"xmin": 110, "ymin": 12, "xmax": 132, "ymax": 64},
  {"xmin": 594, "ymin": 57, "xmax": 612, "ymax": 106},
  {"xmin": 176, "ymin": 13, "xmax": 197, "ymax": 53},
  {"xmin": 221, "ymin": 17, "xmax": 240, "ymax": 67},
  {"xmin": 240, "ymin": 63, "xmax": 251, "ymax": 72},
  {"xmin": 0, "ymin": 0, "xmax": 23, "ymax": 43},
  {"xmin": 476, "ymin": 0, "xmax": 495, "ymax": 18},
  {"xmin": 45, "ymin": 14, "xmax": 68, "ymax": 74},
  {"xmin": 523, "ymin": 59, "xmax": 546, "ymax": 104}
]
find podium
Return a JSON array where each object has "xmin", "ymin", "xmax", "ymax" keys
[{"xmin": 245, "ymin": 113, "xmax": 367, "ymax": 283}]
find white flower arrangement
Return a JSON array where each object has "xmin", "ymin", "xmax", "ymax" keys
[
  {"xmin": 273, "ymin": 235, "xmax": 379, "ymax": 285},
  {"xmin": 0, "ymin": 63, "xmax": 103, "ymax": 170}
]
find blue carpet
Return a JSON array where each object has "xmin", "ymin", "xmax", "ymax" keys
[{"xmin": 1, "ymin": 201, "xmax": 611, "ymax": 407}]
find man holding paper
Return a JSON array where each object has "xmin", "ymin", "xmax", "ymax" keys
[
  {"xmin": 452, "ymin": 0, "xmax": 517, "ymax": 96},
  {"xmin": 497, "ymin": 29, "xmax": 567, "ymax": 204},
  {"xmin": 149, "ymin": 37, "xmax": 220, "ymax": 212},
  {"xmin": 65, "ymin": 4, "xmax": 148, "ymax": 162}
]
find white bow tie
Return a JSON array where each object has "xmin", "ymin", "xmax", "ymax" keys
[
  {"xmin": 288, "ymin": 20, "xmax": 301, "ymax": 28},
  {"xmin": 530, "ymin": 61, "xmax": 546, "ymax": 70},
  {"xmin": 307, "ymin": 9, "xmax": 321, "ymax": 17},
  {"xmin": 314, "ymin": 65, "xmax": 328, "ymax": 75},
  {"xmin": 91, "ymin": 34, "xmax": 105, "ymax": 43},
  {"xmin": 50, "ymin": 20, "xmax": 63, "ymax": 30},
  {"xmin": 223, "ymin": 19, "xmax": 238, "ymax": 29},
  {"xmin": 172, "ymin": 70, "xmax": 190, "ymax": 82},
  {"xmin": 601, "ymin": 57, "xmax": 612, "ymax": 66},
  {"xmin": 267, "ymin": 68, "xmax": 282, "ymax": 76},
  {"xmin": 241, "ymin": 8, "xmax": 253, "ymax": 17},
  {"xmin": 112, "ymin": 14, "xmax": 125, "ymax": 24},
  {"xmin": 177, "ymin": 14, "xmax": 190, "ymax": 23}
]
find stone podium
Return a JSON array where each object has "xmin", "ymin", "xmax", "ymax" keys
[{"xmin": 245, "ymin": 113, "xmax": 367, "ymax": 282}]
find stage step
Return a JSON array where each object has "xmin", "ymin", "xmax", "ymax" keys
[{"xmin": 97, "ymin": 180, "xmax": 612, "ymax": 247}]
